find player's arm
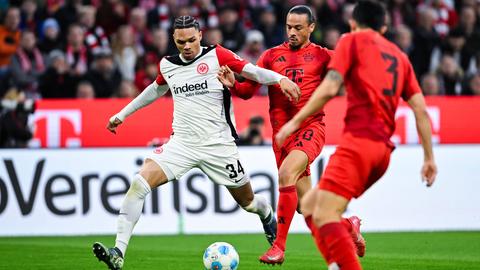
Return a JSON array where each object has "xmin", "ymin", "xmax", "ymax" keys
[
  {"xmin": 407, "ymin": 93, "xmax": 437, "ymax": 187},
  {"xmin": 216, "ymin": 45, "xmax": 299, "ymax": 101},
  {"xmin": 217, "ymin": 65, "xmax": 260, "ymax": 100},
  {"xmin": 107, "ymin": 81, "xmax": 169, "ymax": 134},
  {"xmin": 275, "ymin": 70, "xmax": 343, "ymax": 146}
]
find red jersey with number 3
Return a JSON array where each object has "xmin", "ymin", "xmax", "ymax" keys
[
  {"xmin": 233, "ymin": 42, "xmax": 332, "ymax": 134},
  {"xmin": 328, "ymin": 30, "xmax": 421, "ymax": 145}
]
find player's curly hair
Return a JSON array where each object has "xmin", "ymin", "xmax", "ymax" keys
[{"xmin": 173, "ymin": 15, "xmax": 200, "ymax": 30}]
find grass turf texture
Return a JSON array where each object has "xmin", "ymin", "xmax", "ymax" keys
[{"xmin": 0, "ymin": 232, "xmax": 479, "ymax": 270}]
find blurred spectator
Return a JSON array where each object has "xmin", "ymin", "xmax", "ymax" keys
[
  {"xmin": 458, "ymin": 6, "xmax": 480, "ymax": 74},
  {"xmin": 112, "ymin": 25, "xmax": 137, "ymax": 82},
  {"xmin": 134, "ymin": 53, "xmax": 159, "ymax": 91},
  {"xmin": 79, "ymin": 5, "xmax": 110, "ymax": 56},
  {"xmin": 236, "ymin": 115, "xmax": 265, "ymax": 146},
  {"xmin": 430, "ymin": 28, "xmax": 473, "ymax": 73},
  {"xmin": 387, "ymin": 0, "xmax": 416, "ymax": 28},
  {"xmin": 86, "ymin": 51, "xmax": 122, "ymax": 97},
  {"xmin": 39, "ymin": 50, "xmax": 77, "ymax": 98},
  {"xmin": 54, "ymin": 0, "xmax": 83, "ymax": 41},
  {"xmin": 20, "ymin": 0, "xmax": 44, "ymax": 33},
  {"xmin": 145, "ymin": 28, "xmax": 170, "ymax": 62},
  {"xmin": 337, "ymin": 3, "xmax": 355, "ymax": 33},
  {"xmin": 218, "ymin": 6, "xmax": 245, "ymax": 52},
  {"xmin": 129, "ymin": 7, "xmax": 151, "ymax": 56},
  {"xmin": 38, "ymin": 18, "xmax": 62, "ymax": 54},
  {"xmin": 76, "ymin": 80, "xmax": 95, "ymax": 99},
  {"xmin": 0, "ymin": 7, "xmax": 21, "ymax": 96},
  {"xmin": 309, "ymin": 0, "xmax": 340, "ymax": 29},
  {"xmin": 191, "ymin": 0, "xmax": 219, "ymax": 30},
  {"xmin": 0, "ymin": 90, "xmax": 34, "ymax": 148},
  {"xmin": 203, "ymin": 27, "xmax": 223, "ymax": 46},
  {"xmin": 437, "ymin": 54, "xmax": 464, "ymax": 95},
  {"xmin": 147, "ymin": 0, "xmax": 172, "ymax": 30},
  {"xmin": 394, "ymin": 24, "xmax": 413, "ymax": 54},
  {"xmin": 322, "ymin": 25, "xmax": 341, "ymax": 50},
  {"xmin": 257, "ymin": 6, "xmax": 284, "ymax": 48},
  {"xmin": 411, "ymin": 7, "xmax": 441, "ymax": 78},
  {"xmin": 65, "ymin": 23, "xmax": 90, "ymax": 77},
  {"xmin": 96, "ymin": 0, "xmax": 129, "ymax": 36},
  {"xmin": 421, "ymin": 72, "xmax": 441, "ymax": 95},
  {"xmin": 239, "ymin": 30, "xmax": 265, "ymax": 64},
  {"xmin": 466, "ymin": 73, "xmax": 480, "ymax": 95},
  {"xmin": 10, "ymin": 30, "xmax": 46, "ymax": 99},
  {"xmin": 416, "ymin": 0, "xmax": 458, "ymax": 37},
  {"xmin": 117, "ymin": 80, "xmax": 139, "ymax": 98}
]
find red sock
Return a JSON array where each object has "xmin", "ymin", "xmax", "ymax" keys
[
  {"xmin": 305, "ymin": 215, "xmax": 331, "ymax": 262},
  {"xmin": 341, "ymin": 217, "xmax": 352, "ymax": 232},
  {"xmin": 315, "ymin": 222, "xmax": 362, "ymax": 270},
  {"xmin": 274, "ymin": 185, "xmax": 297, "ymax": 251}
]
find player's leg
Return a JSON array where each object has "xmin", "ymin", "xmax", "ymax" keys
[
  {"xmin": 311, "ymin": 190, "xmax": 362, "ymax": 270},
  {"xmin": 199, "ymin": 142, "xmax": 276, "ymax": 245},
  {"xmin": 227, "ymin": 182, "xmax": 276, "ymax": 245},
  {"xmin": 93, "ymin": 159, "xmax": 168, "ymax": 270},
  {"xmin": 295, "ymin": 175, "xmax": 311, "ymax": 213}
]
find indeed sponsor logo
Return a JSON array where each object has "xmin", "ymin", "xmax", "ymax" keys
[{"xmin": 173, "ymin": 80, "xmax": 208, "ymax": 94}]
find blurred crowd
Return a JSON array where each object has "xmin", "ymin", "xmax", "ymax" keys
[
  {"xmin": 0, "ymin": 0, "xmax": 480, "ymax": 147},
  {"xmin": 0, "ymin": 0, "xmax": 479, "ymax": 101}
]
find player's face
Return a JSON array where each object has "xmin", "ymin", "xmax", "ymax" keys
[
  {"xmin": 286, "ymin": 13, "xmax": 314, "ymax": 49},
  {"xmin": 173, "ymin": 27, "xmax": 203, "ymax": 60}
]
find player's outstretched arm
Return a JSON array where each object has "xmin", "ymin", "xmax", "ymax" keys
[
  {"xmin": 240, "ymin": 63, "xmax": 300, "ymax": 102},
  {"xmin": 106, "ymin": 82, "xmax": 169, "ymax": 134},
  {"xmin": 407, "ymin": 93, "xmax": 437, "ymax": 187},
  {"xmin": 275, "ymin": 70, "xmax": 343, "ymax": 146},
  {"xmin": 217, "ymin": 66, "xmax": 260, "ymax": 100}
]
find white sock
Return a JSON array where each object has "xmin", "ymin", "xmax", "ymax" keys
[
  {"xmin": 242, "ymin": 194, "xmax": 272, "ymax": 221},
  {"xmin": 115, "ymin": 174, "xmax": 151, "ymax": 256}
]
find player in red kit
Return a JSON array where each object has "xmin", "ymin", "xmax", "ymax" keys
[
  {"xmin": 217, "ymin": 5, "xmax": 365, "ymax": 265},
  {"xmin": 276, "ymin": 1, "xmax": 438, "ymax": 269}
]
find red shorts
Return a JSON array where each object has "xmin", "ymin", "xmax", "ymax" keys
[
  {"xmin": 318, "ymin": 132, "xmax": 393, "ymax": 200},
  {"xmin": 273, "ymin": 121, "xmax": 325, "ymax": 177}
]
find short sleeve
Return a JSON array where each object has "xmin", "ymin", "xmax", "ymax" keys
[
  {"xmin": 256, "ymin": 50, "xmax": 270, "ymax": 69},
  {"xmin": 216, "ymin": 45, "xmax": 249, "ymax": 73},
  {"xmin": 401, "ymin": 59, "xmax": 422, "ymax": 101},
  {"xmin": 155, "ymin": 60, "xmax": 166, "ymax": 85},
  {"xmin": 328, "ymin": 33, "xmax": 354, "ymax": 77}
]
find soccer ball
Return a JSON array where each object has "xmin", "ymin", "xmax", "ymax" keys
[{"xmin": 203, "ymin": 242, "xmax": 239, "ymax": 270}]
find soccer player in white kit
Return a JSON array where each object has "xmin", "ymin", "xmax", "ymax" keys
[{"xmin": 92, "ymin": 16, "xmax": 301, "ymax": 270}]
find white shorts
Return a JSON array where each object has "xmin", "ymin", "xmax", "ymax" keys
[{"xmin": 147, "ymin": 138, "xmax": 250, "ymax": 188}]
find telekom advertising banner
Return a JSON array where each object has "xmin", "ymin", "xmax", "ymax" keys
[
  {"xmin": 0, "ymin": 145, "xmax": 479, "ymax": 236},
  {"xmin": 31, "ymin": 97, "xmax": 480, "ymax": 148}
]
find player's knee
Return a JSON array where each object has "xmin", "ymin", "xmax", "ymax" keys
[
  {"xmin": 278, "ymin": 168, "xmax": 297, "ymax": 187},
  {"xmin": 312, "ymin": 205, "xmax": 338, "ymax": 227}
]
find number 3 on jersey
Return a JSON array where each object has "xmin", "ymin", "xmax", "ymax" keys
[
  {"xmin": 381, "ymin": 52, "xmax": 398, "ymax": 96},
  {"xmin": 226, "ymin": 160, "xmax": 245, "ymax": 179}
]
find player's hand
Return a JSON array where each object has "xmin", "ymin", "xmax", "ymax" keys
[
  {"xmin": 107, "ymin": 116, "xmax": 123, "ymax": 134},
  {"xmin": 275, "ymin": 119, "xmax": 301, "ymax": 147},
  {"xmin": 217, "ymin": 65, "xmax": 235, "ymax": 88},
  {"xmin": 421, "ymin": 159, "xmax": 437, "ymax": 187},
  {"xmin": 279, "ymin": 78, "xmax": 301, "ymax": 102}
]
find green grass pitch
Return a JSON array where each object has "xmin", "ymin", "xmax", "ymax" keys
[{"xmin": 0, "ymin": 232, "xmax": 479, "ymax": 269}]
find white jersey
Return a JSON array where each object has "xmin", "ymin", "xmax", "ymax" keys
[{"xmin": 156, "ymin": 45, "xmax": 249, "ymax": 146}]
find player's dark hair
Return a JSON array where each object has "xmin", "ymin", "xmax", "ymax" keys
[
  {"xmin": 288, "ymin": 5, "xmax": 315, "ymax": 25},
  {"xmin": 352, "ymin": 0, "xmax": 387, "ymax": 31},
  {"xmin": 173, "ymin": 15, "xmax": 200, "ymax": 30}
]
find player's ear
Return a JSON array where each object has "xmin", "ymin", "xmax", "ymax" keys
[
  {"xmin": 379, "ymin": 25, "xmax": 388, "ymax": 35},
  {"xmin": 198, "ymin": 30, "xmax": 203, "ymax": 42},
  {"xmin": 308, "ymin": 22, "xmax": 315, "ymax": 33},
  {"xmin": 348, "ymin": 19, "xmax": 357, "ymax": 32}
]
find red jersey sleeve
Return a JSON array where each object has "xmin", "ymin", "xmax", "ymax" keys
[
  {"xmin": 155, "ymin": 59, "xmax": 167, "ymax": 85},
  {"xmin": 401, "ymin": 58, "xmax": 422, "ymax": 101},
  {"xmin": 216, "ymin": 45, "xmax": 249, "ymax": 73},
  {"xmin": 328, "ymin": 34, "xmax": 355, "ymax": 77}
]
